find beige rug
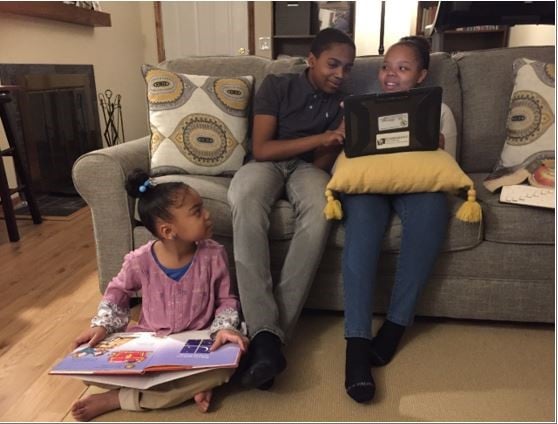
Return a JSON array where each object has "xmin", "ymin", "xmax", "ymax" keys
[
  {"xmin": 0, "ymin": 203, "xmax": 89, "ymax": 222},
  {"xmin": 64, "ymin": 310, "xmax": 555, "ymax": 422}
]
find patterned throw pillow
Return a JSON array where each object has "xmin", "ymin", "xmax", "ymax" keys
[
  {"xmin": 142, "ymin": 65, "xmax": 254, "ymax": 176},
  {"xmin": 483, "ymin": 58, "xmax": 555, "ymax": 192}
]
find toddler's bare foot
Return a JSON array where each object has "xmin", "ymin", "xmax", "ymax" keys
[
  {"xmin": 194, "ymin": 390, "xmax": 212, "ymax": 413},
  {"xmin": 71, "ymin": 390, "xmax": 120, "ymax": 421}
]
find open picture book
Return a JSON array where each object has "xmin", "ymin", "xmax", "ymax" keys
[{"xmin": 49, "ymin": 329, "xmax": 242, "ymax": 389}]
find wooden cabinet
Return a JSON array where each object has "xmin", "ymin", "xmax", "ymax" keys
[
  {"xmin": 416, "ymin": 1, "xmax": 509, "ymax": 53},
  {"xmin": 272, "ymin": 1, "xmax": 354, "ymax": 59}
]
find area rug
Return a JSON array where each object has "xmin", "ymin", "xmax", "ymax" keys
[
  {"xmin": 12, "ymin": 194, "xmax": 87, "ymax": 221},
  {"xmin": 63, "ymin": 310, "xmax": 554, "ymax": 422}
]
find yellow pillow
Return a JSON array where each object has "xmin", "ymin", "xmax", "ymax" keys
[{"xmin": 324, "ymin": 149, "xmax": 481, "ymax": 223}]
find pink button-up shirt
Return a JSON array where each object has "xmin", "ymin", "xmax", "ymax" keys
[{"xmin": 96, "ymin": 239, "xmax": 240, "ymax": 336}]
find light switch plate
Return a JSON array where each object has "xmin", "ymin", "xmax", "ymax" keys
[{"xmin": 259, "ymin": 36, "xmax": 271, "ymax": 51}]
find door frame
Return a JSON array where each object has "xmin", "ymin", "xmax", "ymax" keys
[{"xmin": 153, "ymin": 1, "xmax": 255, "ymax": 62}]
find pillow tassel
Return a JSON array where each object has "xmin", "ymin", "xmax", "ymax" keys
[
  {"xmin": 456, "ymin": 187, "xmax": 482, "ymax": 223},
  {"xmin": 324, "ymin": 189, "xmax": 343, "ymax": 220}
]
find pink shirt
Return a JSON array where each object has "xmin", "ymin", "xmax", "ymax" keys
[{"xmin": 101, "ymin": 239, "xmax": 240, "ymax": 336}]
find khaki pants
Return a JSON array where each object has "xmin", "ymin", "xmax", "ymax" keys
[{"xmin": 86, "ymin": 368, "xmax": 234, "ymax": 411}]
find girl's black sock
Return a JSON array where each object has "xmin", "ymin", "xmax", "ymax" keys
[
  {"xmin": 345, "ymin": 337, "xmax": 375, "ymax": 403},
  {"xmin": 370, "ymin": 320, "xmax": 406, "ymax": 366}
]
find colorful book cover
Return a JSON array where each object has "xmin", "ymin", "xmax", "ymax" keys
[{"xmin": 50, "ymin": 330, "xmax": 241, "ymax": 376}]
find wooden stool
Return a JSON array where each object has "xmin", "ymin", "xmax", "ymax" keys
[{"xmin": 0, "ymin": 86, "xmax": 42, "ymax": 242}]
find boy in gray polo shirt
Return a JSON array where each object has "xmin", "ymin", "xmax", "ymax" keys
[{"xmin": 227, "ymin": 28, "xmax": 355, "ymax": 390}]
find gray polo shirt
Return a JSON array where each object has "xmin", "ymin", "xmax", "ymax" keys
[{"xmin": 253, "ymin": 69, "xmax": 345, "ymax": 162}]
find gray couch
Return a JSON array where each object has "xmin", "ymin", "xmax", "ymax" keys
[{"xmin": 73, "ymin": 46, "xmax": 555, "ymax": 324}]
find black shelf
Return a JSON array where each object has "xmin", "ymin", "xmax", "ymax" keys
[
  {"xmin": 416, "ymin": 1, "xmax": 509, "ymax": 53},
  {"xmin": 432, "ymin": 28, "xmax": 509, "ymax": 53},
  {"xmin": 272, "ymin": 1, "xmax": 355, "ymax": 59}
]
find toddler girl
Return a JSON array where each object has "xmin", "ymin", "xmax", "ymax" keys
[{"xmin": 70, "ymin": 169, "xmax": 248, "ymax": 420}]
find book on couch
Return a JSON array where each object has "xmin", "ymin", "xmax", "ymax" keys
[{"xmin": 49, "ymin": 329, "xmax": 241, "ymax": 389}]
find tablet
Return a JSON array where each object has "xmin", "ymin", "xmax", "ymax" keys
[{"xmin": 343, "ymin": 86, "xmax": 442, "ymax": 157}]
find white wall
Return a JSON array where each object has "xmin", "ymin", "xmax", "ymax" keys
[
  {"xmin": 508, "ymin": 25, "xmax": 555, "ymax": 47},
  {"xmin": 254, "ymin": 1, "xmax": 273, "ymax": 59},
  {"xmin": 355, "ymin": 0, "xmax": 418, "ymax": 56}
]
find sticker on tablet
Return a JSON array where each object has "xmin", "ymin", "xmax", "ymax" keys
[
  {"xmin": 378, "ymin": 113, "xmax": 408, "ymax": 131},
  {"xmin": 376, "ymin": 131, "xmax": 410, "ymax": 149}
]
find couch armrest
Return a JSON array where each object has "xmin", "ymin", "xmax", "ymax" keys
[{"xmin": 72, "ymin": 136, "xmax": 150, "ymax": 293}]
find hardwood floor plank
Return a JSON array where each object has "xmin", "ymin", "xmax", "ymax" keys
[{"xmin": 0, "ymin": 209, "xmax": 103, "ymax": 421}]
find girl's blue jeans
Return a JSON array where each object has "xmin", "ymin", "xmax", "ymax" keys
[{"xmin": 342, "ymin": 192, "xmax": 449, "ymax": 340}]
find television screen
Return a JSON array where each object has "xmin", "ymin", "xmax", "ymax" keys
[{"xmin": 432, "ymin": 1, "xmax": 555, "ymax": 31}]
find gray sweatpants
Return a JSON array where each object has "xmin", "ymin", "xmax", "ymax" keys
[{"xmin": 227, "ymin": 159, "xmax": 331, "ymax": 343}]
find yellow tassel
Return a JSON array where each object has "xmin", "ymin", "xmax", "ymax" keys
[
  {"xmin": 324, "ymin": 189, "xmax": 343, "ymax": 220},
  {"xmin": 456, "ymin": 187, "xmax": 482, "ymax": 223}
]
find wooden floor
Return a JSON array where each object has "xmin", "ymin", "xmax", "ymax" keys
[{"xmin": 0, "ymin": 209, "xmax": 101, "ymax": 421}]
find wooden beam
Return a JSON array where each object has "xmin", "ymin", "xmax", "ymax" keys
[
  {"xmin": 154, "ymin": 1, "xmax": 166, "ymax": 62},
  {"xmin": 248, "ymin": 1, "xmax": 255, "ymax": 55}
]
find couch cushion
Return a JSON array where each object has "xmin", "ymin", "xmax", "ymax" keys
[
  {"xmin": 471, "ymin": 173, "xmax": 554, "ymax": 245},
  {"xmin": 264, "ymin": 56, "xmax": 308, "ymax": 76},
  {"xmin": 160, "ymin": 55, "xmax": 270, "ymax": 92},
  {"xmin": 141, "ymin": 174, "xmax": 296, "ymax": 241},
  {"xmin": 135, "ymin": 174, "xmax": 482, "ymax": 254},
  {"xmin": 454, "ymin": 46, "xmax": 555, "ymax": 174},
  {"xmin": 145, "ymin": 174, "xmax": 553, "ymax": 248}
]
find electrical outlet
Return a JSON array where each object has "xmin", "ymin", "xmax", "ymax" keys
[{"xmin": 259, "ymin": 36, "xmax": 271, "ymax": 51}]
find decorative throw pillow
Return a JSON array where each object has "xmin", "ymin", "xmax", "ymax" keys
[
  {"xmin": 483, "ymin": 58, "xmax": 555, "ymax": 192},
  {"xmin": 142, "ymin": 65, "xmax": 254, "ymax": 176},
  {"xmin": 324, "ymin": 150, "xmax": 481, "ymax": 223}
]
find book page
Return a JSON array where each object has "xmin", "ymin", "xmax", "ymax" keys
[{"xmin": 50, "ymin": 329, "xmax": 240, "ymax": 376}]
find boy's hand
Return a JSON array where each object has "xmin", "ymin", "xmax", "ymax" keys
[
  {"xmin": 321, "ymin": 129, "xmax": 345, "ymax": 147},
  {"xmin": 334, "ymin": 101, "xmax": 346, "ymax": 136},
  {"xmin": 210, "ymin": 329, "xmax": 249, "ymax": 353},
  {"xmin": 71, "ymin": 326, "xmax": 107, "ymax": 350},
  {"xmin": 335, "ymin": 117, "xmax": 346, "ymax": 136},
  {"xmin": 323, "ymin": 103, "xmax": 346, "ymax": 146}
]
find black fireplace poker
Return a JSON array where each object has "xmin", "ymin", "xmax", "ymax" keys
[{"xmin": 98, "ymin": 89, "xmax": 125, "ymax": 146}]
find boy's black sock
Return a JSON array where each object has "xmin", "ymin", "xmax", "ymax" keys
[
  {"xmin": 345, "ymin": 337, "xmax": 375, "ymax": 403},
  {"xmin": 240, "ymin": 331, "xmax": 286, "ymax": 390},
  {"xmin": 370, "ymin": 320, "xmax": 406, "ymax": 366}
]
